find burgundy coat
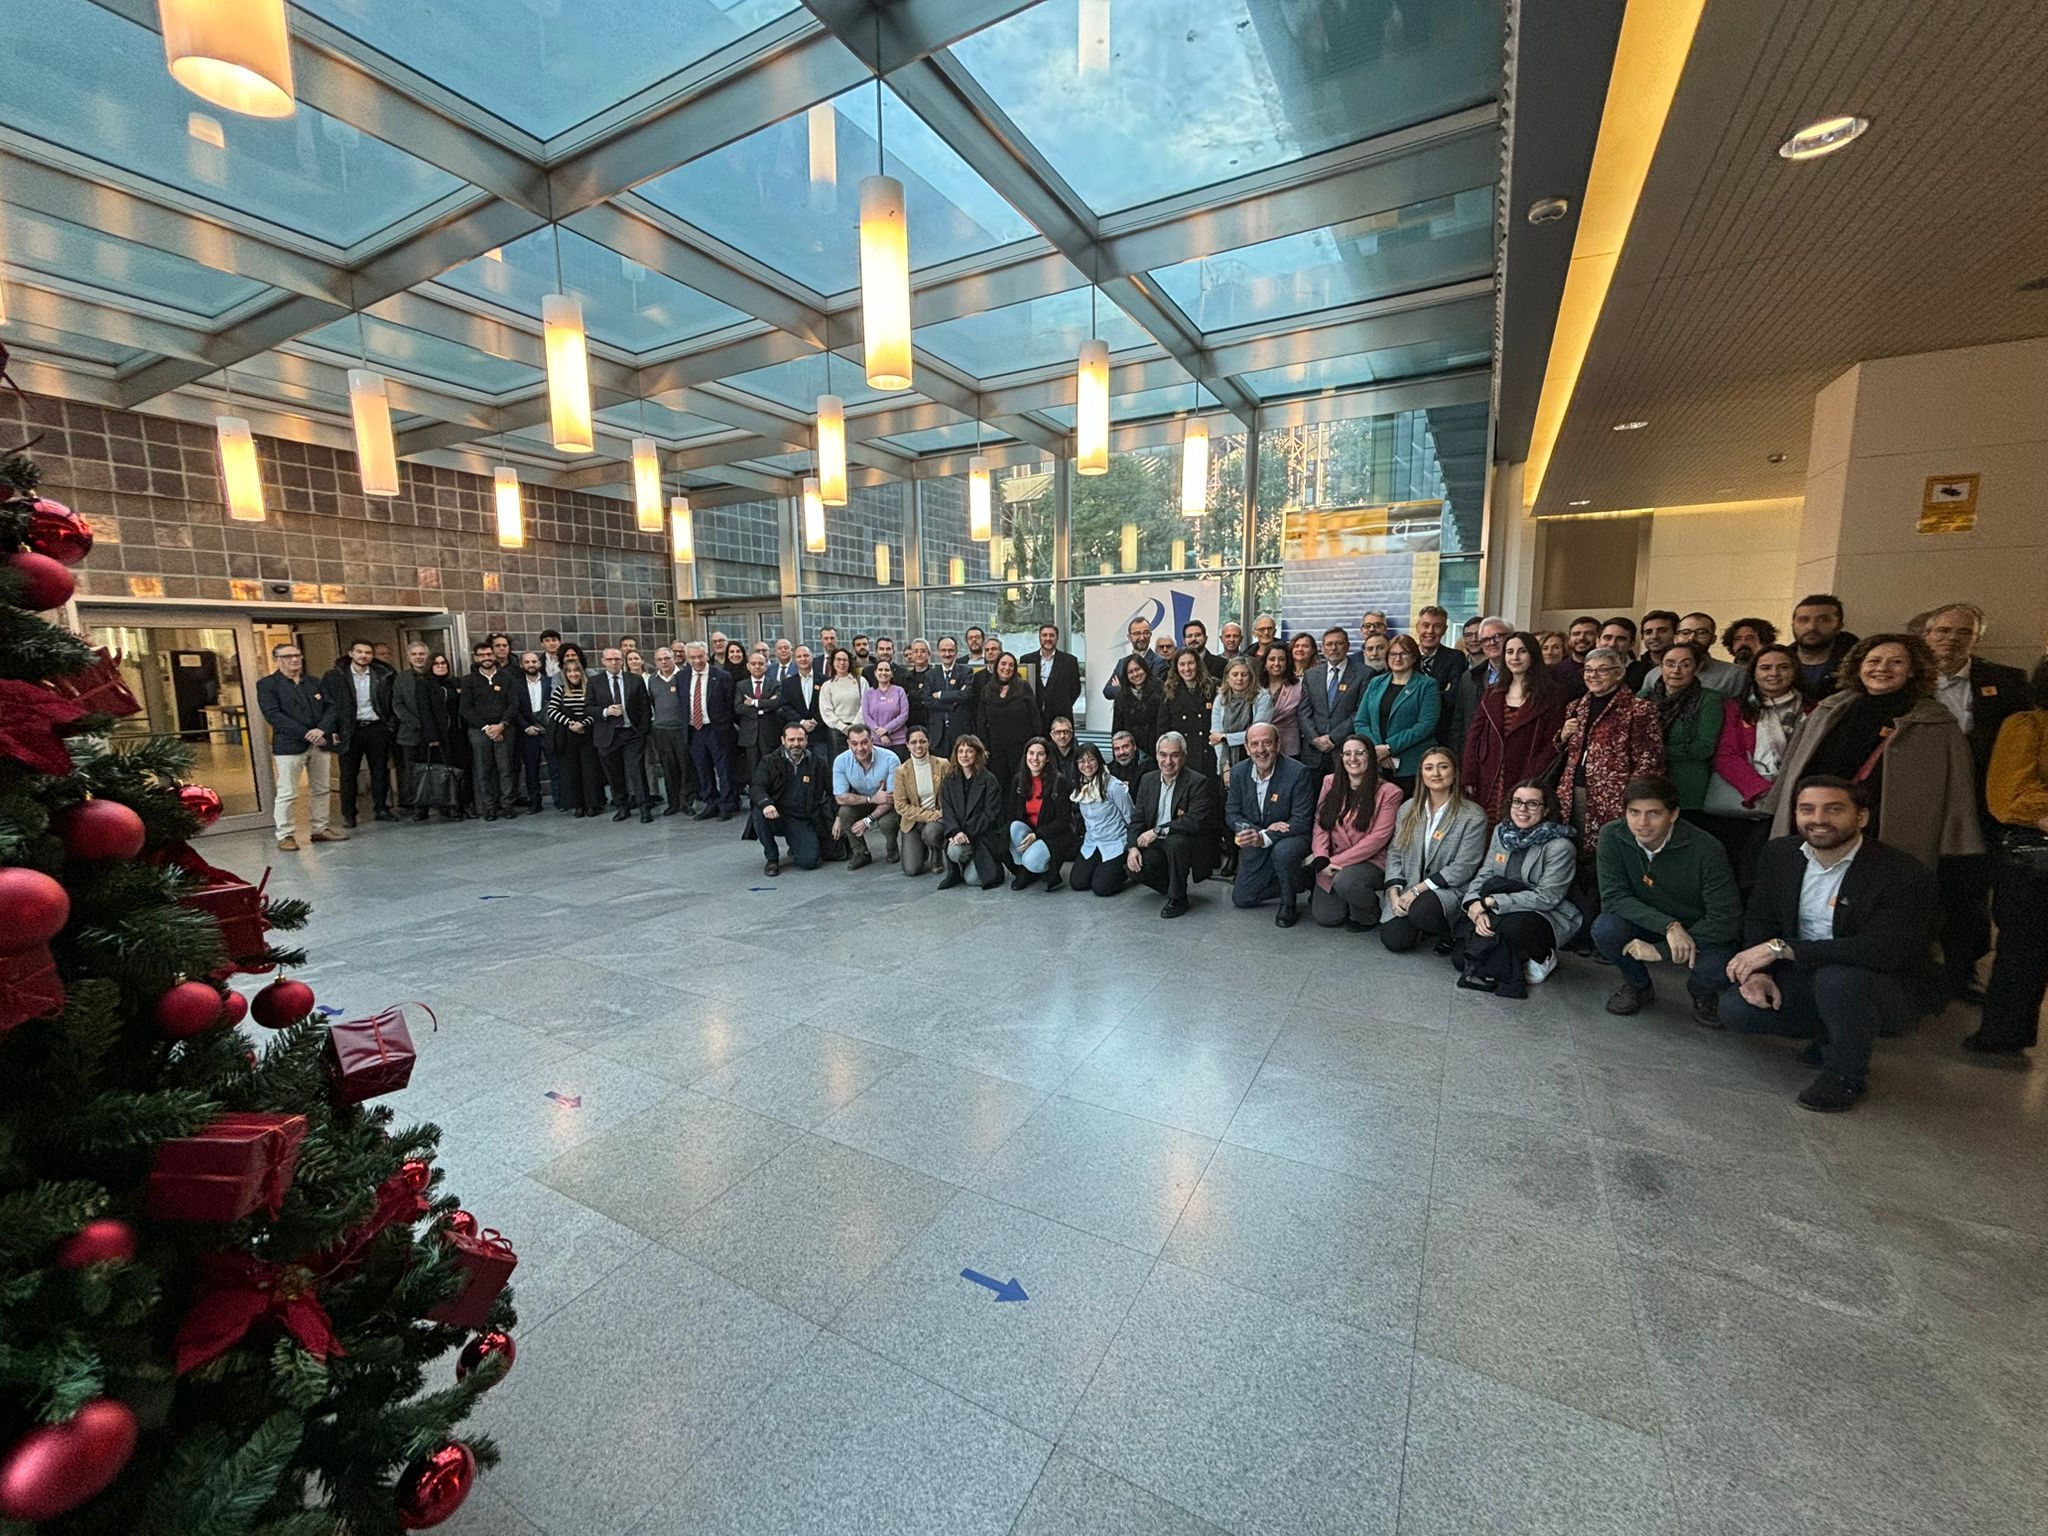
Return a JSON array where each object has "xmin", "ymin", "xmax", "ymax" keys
[
  {"xmin": 1463, "ymin": 689, "xmax": 1568, "ymax": 822},
  {"xmin": 1556, "ymin": 689, "xmax": 1665, "ymax": 841}
]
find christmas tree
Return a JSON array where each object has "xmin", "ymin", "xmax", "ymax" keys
[{"xmin": 0, "ymin": 365, "xmax": 517, "ymax": 1534}]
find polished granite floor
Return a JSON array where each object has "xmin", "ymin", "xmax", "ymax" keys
[{"xmin": 212, "ymin": 804, "xmax": 2048, "ymax": 1536}]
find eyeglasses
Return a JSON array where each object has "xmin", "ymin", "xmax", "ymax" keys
[{"xmin": 1510, "ymin": 797, "xmax": 1548, "ymax": 810}]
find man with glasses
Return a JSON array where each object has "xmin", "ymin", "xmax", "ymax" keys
[
  {"xmin": 256, "ymin": 643, "xmax": 345, "ymax": 851},
  {"xmin": 1449, "ymin": 615, "xmax": 1512, "ymax": 753}
]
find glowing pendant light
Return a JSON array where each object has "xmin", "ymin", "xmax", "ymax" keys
[
  {"xmin": 159, "ymin": 0, "xmax": 296, "ymax": 119},
  {"xmin": 1079, "ymin": 0, "xmax": 1111, "ymax": 77},
  {"xmin": 1171, "ymin": 537, "xmax": 1186, "ymax": 571},
  {"xmin": 669, "ymin": 493, "xmax": 694, "ymax": 563},
  {"xmin": 875, "ymin": 543, "xmax": 891, "ymax": 586},
  {"xmin": 541, "ymin": 285, "xmax": 593, "ymax": 454},
  {"xmin": 1076, "ymin": 338, "xmax": 1110, "ymax": 475},
  {"xmin": 802, "ymin": 476, "xmax": 826, "ymax": 553},
  {"xmin": 494, "ymin": 466, "xmax": 524, "ymax": 548},
  {"xmin": 968, "ymin": 455, "xmax": 993, "ymax": 540},
  {"xmin": 816, "ymin": 391, "xmax": 847, "ymax": 506},
  {"xmin": 857, "ymin": 70, "xmax": 912, "ymax": 391},
  {"xmin": 948, "ymin": 556, "xmax": 966, "ymax": 586},
  {"xmin": 988, "ymin": 533, "xmax": 1008, "ymax": 580},
  {"xmin": 808, "ymin": 103, "xmax": 837, "ymax": 211},
  {"xmin": 1119, "ymin": 522, "xmax": 1139, "ymax": 573},
  {"xmin": 216, "ymin": 415, "xmax": 265, "ymax": 522},
  {"xmin": 347, "ymin": 368, "xmax": 400, "ymax": 497},
  {"xmin": 631, "ymin": 435, "xmax": 663, "ymax": 532},
  {"xmin": 1180, "ymin": 416, "xmax": 1210, "ymax": 515}
]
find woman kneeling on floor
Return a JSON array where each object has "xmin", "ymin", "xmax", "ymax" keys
[{"xmin": 1453, "ymin": 779, "xmax": 1581, "ymax": 999}]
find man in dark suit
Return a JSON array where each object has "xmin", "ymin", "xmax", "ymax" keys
[
  {"xmin": 1227, "ymin": 723, "xmax": 1317, "ymax": 927},
  {"xmin": 811, "ymin": 627, "xmax": 840, "ymax": 685},
  {"xmin": 1449, "ymin": 616, "xmax": 1510, "ymax": 755},
  {"xmin": 1180, "ymin": 619, "xmax": 1225, "ymax": 681},
  {"xmin": 589, "ymin": 645, "xmax": 653, "ymax": 822},
  {"xmin": 1922, "ymin": 601, "xmax": 2030, "ymax": 1000},
  {"xmin": 1026, "ymin": 623, "xmax": 1082, "ymax": 733},
  {"xmin": 256, "ymin": 640, "xmax": 344, "ymax": 850},
  {"xmin": 507, "ymin": 649, "xmax": 555, "ymax": 813},
  {"xmin": 752, "ymin": 722, "xmax": 834, "ymax": 875},
  {"xmin": 923, "ymin": 636, "xmax": 974, "ymax": 757},
  {"xmin": 1101, "ymin": 613, "xmax": 1166, "ymax": 702},
  {"xmin": 1412, "ymin": 604, "xmax": 1466, "ymax": 702},
  {"xmin": 1790, "ymin": 594, "xmax": 1857, "ymax": 702},
  {"xmin": 323, "ymin": 637, "xmax": 397, "ymax": 828},
  {"xmin": 781, "ymin": 645, "xmax": 827, "ymax": 757},
  {"xmin": 732, "ymin": 649, "xmax": 782, "ymax": 802},
  {"xmin": 1718, "ymin": 775, "xmax": 1936, "ymax": 1113},
  {"xmin": 1298, "ymin": 627, "xmax": 1365, "ymax": 780},
  {"xmin": 682, "ymin": 641, "xmax": 737, "ymax": 820},
  {"xmin": 1125, "ymin": 730, "xmax": 1217, "ymax": 919},
  {"xmin": 459, "ymin": 640, "xmax": 520, "ymax": 821}
]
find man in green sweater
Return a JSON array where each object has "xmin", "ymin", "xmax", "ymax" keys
[{"xmin": 1594, "ymin": 774, "xmax": 1743, "ymax": 1023}]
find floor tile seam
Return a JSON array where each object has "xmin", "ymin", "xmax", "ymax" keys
[
  {"xmin": 1404, "ymin": 1343, "xmax": 1676, "ymax": 1449},
  {"xmin": 499, "ymin": 1223, "xmax": 657, "ymax": 1344},
  {"xmin": 1417, "ymin": 1187, "xmax": 1629, "ymax": 1261},
  {"xmin": 684, "ymin": 1051, "xmax": 925, "ymax": 1135},
  {"xmin": 1210, "ymin": 1119, "xmax": 1440, "ymax": 1201},
  {"xmin": 810, "ymin": 1310, "xmax": 1063, "ymax": 1450}
]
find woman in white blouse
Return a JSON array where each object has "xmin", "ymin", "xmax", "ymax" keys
[
  {"xmin": 817, "ymin": 646, "xmax": 868, "ymax": 757},
  {"xmin": 1068, "ymin": 743, "xmax": 1134, "ymax": 896},
  {"xmin": 890, "ymin": 725, "xmax": 951, "ymax": 875}
]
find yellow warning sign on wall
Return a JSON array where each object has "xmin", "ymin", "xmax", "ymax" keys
[{"xmin": 1919, "ymin": 474, "xmax": 1979, "ymax": 535}]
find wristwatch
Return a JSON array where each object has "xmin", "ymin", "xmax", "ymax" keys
[{"xmin": 1766, "ymin": 939, "xmax": 1790, "ymax": 961}]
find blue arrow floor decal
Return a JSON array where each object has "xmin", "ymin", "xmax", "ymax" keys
[{"xmin": 960, "ymin": 1268, "xmax": 1028, "ymax": 1302}]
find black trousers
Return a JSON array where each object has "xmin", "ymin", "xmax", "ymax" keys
[
  {"xmin": 1379, "ymin": 888, "xmax": 1456, "ymax": 952},
  {"xmin": 600, "ymin": 734, "xmax": 650, "ymax": 810},
  {"xmin": 1936, "ymin": 852, "xmax": 1993, "ymax": 997},
  {"xmin": 1070, "ymin": 850, "xmax": 1131, "ymax": 896},
  {"xmin": 1721, "ymin": 962, "xmax": 1917, "ymax": 1083},
  {"xmin": 1453, "ymin": 909, "xmax": 1558, "ymax": 992},
  {"xmin": 340, "ymin": 721, "xmax": 391, "ymax": 817},
  {"xmin": 393, "ymin": 741, "xmax": 419, "ymax": 810},
  {"xmin": 467, "ymin": 727, "xmax": 515, "ymax": 814},
  {"xmin": 1980, "ymin": 853, "xmax": 2048, "ymax": 1049},
  {"xmin": 557, "ymin": 733, "xmax": 605, "ymax": 812},
  {"xmin": 653, "ymin": 727, "xmax": 693, "ymax": 810},
  {"xmin": 1132, "ymin": 830, "xmax": 1200, "ymax": 902},
  {"xmin": 690, "ymin": 726, "xmax": 736, "ymax": 811},
  {"xmin": 515, "ymin": 728, "xmax": 551, "ymax": 809}
]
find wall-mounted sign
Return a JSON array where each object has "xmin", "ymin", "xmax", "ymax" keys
[
  {"xmin": 1919, "ymin": 473, "xmax": 1979, "ymax": 535},
  {"xmin": 651, "ymin": 599, "xmax": 673, "ymax": 618}
]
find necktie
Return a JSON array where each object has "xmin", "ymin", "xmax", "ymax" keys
[
  {"xmin": 692, "ymin": 674, "xmax": 705, "ymax": 728},
  {"xmin": 1327, "ymin": 669, "xmax": 1339, "ymax": 710}
]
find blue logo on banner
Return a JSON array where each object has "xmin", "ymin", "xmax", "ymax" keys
[{"xmin": 1123, "ymin": 588, "xmax": 1199, "ymax": 641}]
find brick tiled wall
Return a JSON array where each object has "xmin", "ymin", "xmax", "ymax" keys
[{"xmin": 2, "ymin": 390, "xmax": 673, "ymax": 645}]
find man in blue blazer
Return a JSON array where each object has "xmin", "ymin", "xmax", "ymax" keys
[
  {"xmin": 682, "ymin": 641, "xmax": 738, "ymax": 819},
  {"xmin": 1298, "ymin": 627, "xmax": 1366, "ymax": 782},
  {"xmin": 1227, "ymin": 722, "xmax": 1317, "ymax": 927}
]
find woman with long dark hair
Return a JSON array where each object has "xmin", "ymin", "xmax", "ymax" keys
[
  {"xmin": 1453, "ymin": 779, "xmax": 1580, "ymax": 998},
  {"xmin": 1069, "ymin": 743, "xmax": 1134, "ymax": 896},
  {"xmin": 412, "ymin": 651, "xmax": 468, "ymax": 820},
  {"xmin": 975, "ymin": 650, "xmax": 1037, "ymax": 789},
  {"xmin": 1700, "ymin": 643, "xmax": 1807, "ymax": 887},
  {"xmin": 818, "ymin": 647, "xmax": 867, "ymax": 758},
  {"xmin": 1003, "ymin": 736, "xmax": 1078, "ymax": 891},
  {"xmin": 721, "ymin": 639, "xmax": 750, "ymax": 685},
  {"xmin": 1160, "ymin": 647, "xmax": 1217, "ymax": 780},
  {"xmin": 1463, "ymin": 631, "xmax": 1568, "ymax": 822},
  {"xmin": 1305, "ymin": 736, "xmax": 1403, "ymax": 929},
  {"xmin": 1254, "ymin": 643, "xmax": 1302, "ymax": 759},
  {"xmin": 1640, "ymin": 642, "xmax": 1726, "ymax": 811},
  {"xmin": 546, "ymin": 650, "xmax": 606, "ymax": 817},
  {"xmin": 938, "ymin": 733, "xmax": 1007, "ymax": 890},
  {"xmin": 1111, "ymin": 652, "xmax": 1162, "ymax": 756}
]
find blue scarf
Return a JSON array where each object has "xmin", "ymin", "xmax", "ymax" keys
[{"xmin": 1496, "ymin": 818, "xmax": 1572, "ymax": 854}]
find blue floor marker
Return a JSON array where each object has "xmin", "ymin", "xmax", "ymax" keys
[
  {"xmin": 960, "ymin": 1268, "xmax": 1028, "ymax": 1302},
  {"xmin": 544, "ymin": 1091, "xmax": 582, "ymax": 1109}
]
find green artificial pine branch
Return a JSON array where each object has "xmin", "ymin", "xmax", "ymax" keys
[{"xmin": 2, "ymin": 439, "xmax": 515, "ymax": 1535}]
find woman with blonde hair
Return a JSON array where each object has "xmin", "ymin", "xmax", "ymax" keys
[{"xmin": 1378, "ymin": 745, "xmax": 1490, "ymax": 955}]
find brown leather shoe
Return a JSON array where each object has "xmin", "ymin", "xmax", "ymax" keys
[
  {"xmin": 311, "ymin": 828, "xmax": 350, "ymax": 843},
  {"xmin": 276, "ymin": 835, "xmax": 301, "ymax": 851},
  {"xmin": 1605, "ymin": 982, "xmax": 1654, "ymax": 1016}
]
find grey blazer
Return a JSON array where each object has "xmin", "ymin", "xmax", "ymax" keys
[
  {"xmin": 1379, "ymin": 799, "xmax": 1490, "ymax": 922},
  {"xmin": 1459, "ymin": 829, "xmax": 1582, "ymax": 946}
]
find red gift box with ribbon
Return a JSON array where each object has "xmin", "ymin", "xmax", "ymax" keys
[
  {"xmin": 325, "ymin": 1002, "xmax": 431, "ymax": 1104},
  {"xmin": 0, "ymin": 942, "xmax": 66, "ymax": 1036},
  {"xmin": 425, "ymin": 1227, "xmax": 517, "ymax": 1330},
  {"xmin": 147, "ymin": 1112, "xmax": 307, "ymax": 1223}
]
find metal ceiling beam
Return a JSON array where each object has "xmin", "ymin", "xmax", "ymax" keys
[
  {"xmin": 570, "ymin": 201, "xmax": 832, "ymax": 344},
  {"xmin": 798, "ymin": 0, "xmax": 1044, "ymax": 74},
  {"xmin": 1203, "ymin": 282, "xmax": 1495, "ymax": 376},
  {"xmin": 83, "ymin": 0, "xmax": 550, "ymax": 213},
  {"xmin": 1255, "ymin": 367, "xmax": 1493, "ymax": 429}
]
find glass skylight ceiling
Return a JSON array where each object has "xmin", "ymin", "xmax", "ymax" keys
[
  {"xmin": 436, "ymin": 228, "xmax": 748, "ymax": 350},
  {"xmin": 7, "ymin": 0, "xmax": 464, "ymax": 247},
  {"xmin": 950, "ymin": 0, "xmax": 1502, "ymax": 213},
  {"xmin": 1150, "ymin": 189, "xmax": 1495, "ymax": 332},
  {"xmin": 295, "ymin": 0, "xmax": 802, "ymax": 140},
  {"xmin": 0, "ymin": 207, "xmax": 268, "ymax": 319},
  {"xmin": 0, "ymin": 1, "xmax": 1501, "ymax": 494},
  {"xmin": 639, "ymin": 82, "xmax": 1036, "ymax": 295}
]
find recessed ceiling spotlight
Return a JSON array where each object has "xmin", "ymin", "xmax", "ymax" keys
[
  {"xmin": 1567, "ymin": 499, "xmax": 1591, "ymax": 506},
  {"xmin": 1612, "ymin": 420, "xmax": 1648, "ymax": 431},
  {"xmin": 1767, "ymin": 452, "xmax": 1787, "ymax": 464},
  {"xmin": 1527, "ymin": 196, "xmax": 1570, "ymax": 225},
  {"xmin": 1778, "ymin": 115, "xmax": 1869, "ymax": 160},
  {"xmin": 2019, "ymin": 274, "xmax": 2048, "ymax": 292}
]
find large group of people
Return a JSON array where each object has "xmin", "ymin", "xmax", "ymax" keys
[{"xmin": 258, "ymin": 595, "xmax": 2048, "ymax": 1114}]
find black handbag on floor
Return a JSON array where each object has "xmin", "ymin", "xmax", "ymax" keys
[
  {"xmin": 1454, "ymin": 875, "xmax": 1535, "ymax": 986},
  {"xmin": 410, "ymin": 745, "xmax": 465, "ymax": 812}
]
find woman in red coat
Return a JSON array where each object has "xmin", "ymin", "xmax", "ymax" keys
[{"xmin": 1463, "ymin": 632, "xmax": 1569, "ymax": 822}]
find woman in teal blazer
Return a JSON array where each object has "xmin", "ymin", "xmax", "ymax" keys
[{"xmin": 1352, "ymin": 636, "xmax": 1442, "ymax": 791}]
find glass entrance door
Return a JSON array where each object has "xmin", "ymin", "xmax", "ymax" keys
[
  {"xmin": 697, "ymin": 603, "xmax": 784, "ymax": 652},
  {"xmin": 85, "ymin": 615, "xmax": 266, "ymax": 828}
]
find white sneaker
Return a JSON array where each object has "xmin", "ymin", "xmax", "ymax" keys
[{"xmin": 1525, "ymin": 952, "xmax": 1559, "ymax": 986}]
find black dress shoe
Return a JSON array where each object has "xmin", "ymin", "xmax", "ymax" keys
[
  {"xmin": 639, "ymin": 812, "xmax": 654, "ymax": 823},
  {"xmin": 1011, "ymin": 871, "xmax": 1036, "ymax": 890},
  {"xmin": 1960, "ymin": 1031, "xmax": 2027, "ymax": 1057},
  {"xmin": 693, "ymin": 807, "xmax": 718, "ymax": 821},
  {"xmin": 763, "ymin": 858, "xmax": 780, "ymax": 876},
  {"xmin": 1431, "ymin": 937, "xmax": 1456, "ymax": 956},
  {"xmin": 612, "ymin": 809, "xmax": 631, "ymax": 822},
  {"xmin": 483, "ymin": 811, "xmax": 497, "ymax": 822},
  {"xmin": 1160, "ymin": 897, "xmax": 1190, "ymax": 919},
  {"xmin": 663, "ymin": 805, "xmax": 682, "ymax": 816},
  {"xmin": 1797, "ymin": 1071, "xmax": 1865, "ymax": 1113},
  {"xmin": 342, "ymin": 815, "xmax": 358, "ymax": 829},
  {"xmin": 413, "ymin": 810, "xmax": 429, "ymax": 823},
  {"xmin": 1456, "ymin": 972, "xmax": 1497, "ymax": 992},
  {"xmin": 718, "ymin": 809, "xmax": 733, "ymax": 822},
  {"xmin": 375, "ymin": 810, "xmax": 398, "ymax": 822},
  {"xmin": 1275, "ymin": 903, "xmax": 1298, "ymax": 929},
  {"xmin": 937, "ymin": 868, "xmax": 965, "ymax": 890}
]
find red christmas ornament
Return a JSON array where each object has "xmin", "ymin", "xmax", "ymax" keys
[
  {"xmin": 177, "ymin": 783, "xmax": 226, "ymax": 828},
  {"xmin": 57, "ymin": 798, "xmax": 147, "ymax": 861},
  {"xmin": 155, "ymin": 980, "xmax": 226, "ymax": 1040},
  {"xmin": 395, "ymin": 1442, "xmax": 476, "ymax": 1530},
  {"xmin": 444, "ymin": 1210, "xmax": 478, "ymax": 1238},
  {"xmin": 455, "ymin": 1329, "xmax": 515, "ymax": 1382},
  {"xmin": 250, "ymin": 977, "xmax": 315, "ymax": 1030},
  {"xmin": 222, "ymin": 989, "xmax": 249, "ymax": 1025},
  {"xmin": 400, "ymin": 1158, "xmax": 433, "ymax": 1194},
  {"xmin": 24, "ymin": 498, "xmax": 93, "ymax": 565},
  {"xmin": 0, "ymin": 867, "xmax": 69, "ymax": 952},
  {"xmin": 56, "ymin": 1218, "xmax": 137, "ymax": 1269},
  {"xmin": 0, "ymin": 1398, "xmax": 138, "ymax": 1523},
  {"xmin": 5, "ymin": 550, "xmax": 75, "ymax": 612}
]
